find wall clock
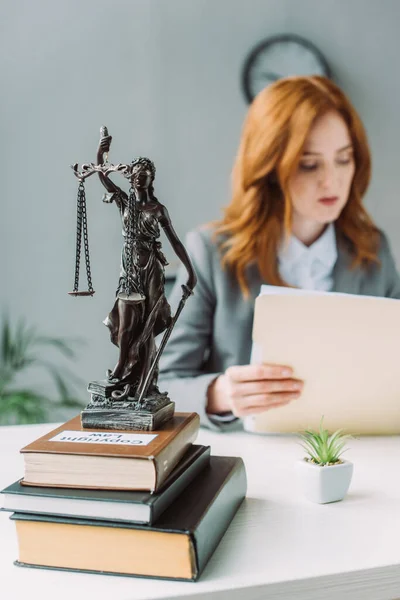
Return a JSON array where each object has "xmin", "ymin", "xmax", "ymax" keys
[{"xmin": 241, "ymin": 34, "xmax": 332, "ymax": 104}]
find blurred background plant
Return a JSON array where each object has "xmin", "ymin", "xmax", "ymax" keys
[{"xmin": 0, "ymin": 315, "xmax": 85, "ymax": 425}]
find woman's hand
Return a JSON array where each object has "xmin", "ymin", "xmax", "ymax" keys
[{"xmin": 206, "ymin": 363, "xmax": 304, "ymax": 417}]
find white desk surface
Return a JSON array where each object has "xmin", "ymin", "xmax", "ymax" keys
[{"xmin": 1, "ymin": 422, "xmax": 400, "ymax": 600}]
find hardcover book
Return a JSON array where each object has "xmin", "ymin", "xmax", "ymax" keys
[
  {"xmin": 2, "ymin": 445, "xmax": 210, "ymax": 525},
  {"xmin": 12, "ymin": 456, "xmax": 247, "ymax": 581},
  {"xmin": 19, "ymin": 412, "xmax": 200, "ymax": 492}
]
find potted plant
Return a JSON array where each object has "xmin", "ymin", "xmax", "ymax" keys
[
  {"xmin": 0, "ymin": 316, "xmax": 84, "ymax": 425},
  {"xmin": 295, "ymin": 418, "xmax": 353, "ymax": 504}
]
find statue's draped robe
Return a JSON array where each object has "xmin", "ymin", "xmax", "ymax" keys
[{"xmin": 104, "ymin": 203, "xmax": 171, "ymax": 388}]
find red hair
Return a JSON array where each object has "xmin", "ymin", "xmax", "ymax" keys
[{"xmin": 214, "ymin": 75, "xmax": 380, "ymax": 296}]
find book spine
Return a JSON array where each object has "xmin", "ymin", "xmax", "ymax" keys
[
  {"xmin": 150, "ymin": 447, "xmax": 211, "ymax": 524},
  {"xmin": 153, "ymin": 414, "xmax": 200, "ymax": 491},
  {"xmin": 193, "ymin": 458, "xmax": 247, "ymax": 579}
]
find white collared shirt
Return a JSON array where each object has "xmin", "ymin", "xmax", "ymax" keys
[{"xmin": 278, "ymin": 223, "xmax": 338, "ymax": 291}]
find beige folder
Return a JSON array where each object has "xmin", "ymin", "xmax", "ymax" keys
[{"xmin": 248, "ymin": 292, "xmax": 400, "ymax": 435}]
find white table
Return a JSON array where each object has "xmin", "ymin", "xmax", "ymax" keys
[{"xmin": 1, "ymin": 422, "xmax": 400, "ymax": 600}]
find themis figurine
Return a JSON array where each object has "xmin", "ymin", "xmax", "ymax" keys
[{"xmin": 70, "ymin": 127, "xmax": 197, "ymax": 430}]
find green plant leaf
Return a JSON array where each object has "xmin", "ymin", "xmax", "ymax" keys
[
  {"xmin": 300, "ymin": 444, "xmax": 319, "ymax": 463},
  {"xmin": 298, "ymin": 417, "xmax": 350, "ymax": 465},
  {"xmin": 300, "ymin": 432, "xmax": 321, "ymax": 454},
  {"xmin": 0, "ymin": 390, "xmax": 48, "ymax": 424},
  {"xmin": 0, "ymin": 315, "xmax": 84, "ymax": 424},
  {"xmin": 1, "ymin": 318, "xmax": 10, "ymax": 365}
]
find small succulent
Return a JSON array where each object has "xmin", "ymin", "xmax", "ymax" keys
[{"xmin": 299, "ymin": 417, "xmax": 351, "ymax": 466}]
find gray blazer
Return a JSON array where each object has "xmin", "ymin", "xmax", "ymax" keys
[{"xmin": 159, "ymin": 227, "xmax": 400, "ymax": 431}]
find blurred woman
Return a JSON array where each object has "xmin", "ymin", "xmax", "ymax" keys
[{"xmin": 159, "ymin": 75, "xmax": 400, "ymax": 430}]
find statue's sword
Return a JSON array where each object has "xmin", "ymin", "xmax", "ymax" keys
[{"xmin": 137, "ymin": 285, "xmax": 192, "ymax": 404}]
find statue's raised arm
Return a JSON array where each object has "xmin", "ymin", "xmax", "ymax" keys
[{"xmin": 96, "ymin": 127, "xmax": 128, "ymax": 209}]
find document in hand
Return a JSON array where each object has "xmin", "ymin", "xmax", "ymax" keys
[{"xmin": 245, "ymin": 285, "xmax": 400, "ymax": 435}]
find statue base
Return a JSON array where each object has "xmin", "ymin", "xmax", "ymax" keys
[{"xmin": 81, "ymin": 380, "xmax": 175, "ymax": 431}]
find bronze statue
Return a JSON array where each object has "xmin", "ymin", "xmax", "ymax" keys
[{"xmin": 70, "ymin": 127, "xmax": 197, "ymax": 430}]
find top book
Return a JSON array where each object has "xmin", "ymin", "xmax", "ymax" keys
[{"xmin": 20, "ymin": 413, "xmax": 200, "ymax": 492}]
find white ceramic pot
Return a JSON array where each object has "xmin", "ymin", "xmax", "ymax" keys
[{"xmin": 295, "ymin": 458, "xmax": 354, "ymax": 504}]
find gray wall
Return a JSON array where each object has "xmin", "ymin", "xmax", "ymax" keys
[{"xmin": 2, "ymin": 0, "xmax": 400, "ymax": 405}]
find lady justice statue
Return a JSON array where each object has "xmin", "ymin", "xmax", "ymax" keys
[{"xmin": 70, "ymin": 127, "xmax": 197, "ymax": 430}]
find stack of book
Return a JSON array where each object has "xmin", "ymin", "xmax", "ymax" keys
[{"xmin": 1, "ymin": 412, "xmax": 246, "ymax": 581}]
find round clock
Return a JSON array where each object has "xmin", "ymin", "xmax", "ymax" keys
[{"xmin": 241, "ymin": 34, "xmax": 332, "ymax": 104}]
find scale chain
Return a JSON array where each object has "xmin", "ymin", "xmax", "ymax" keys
[
  {"xmin": 80, "ymin": 182, "xmax": 94, "ymax": 295},
  {"xmin": 70, "ymin": 180, "xmax": 94, "ymax": 296},
  {"xmin": 72, "ymin": 182, "xmax": 84, "ymax": 293}
]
